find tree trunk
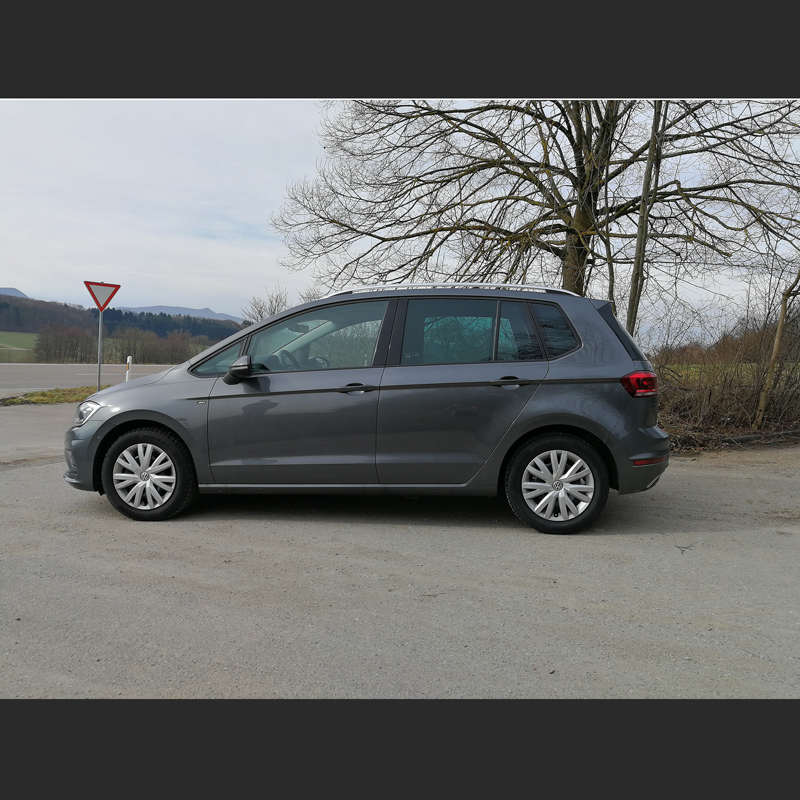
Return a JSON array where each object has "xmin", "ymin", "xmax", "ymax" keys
[
  {"xmin": 753, "ymin": 270, "xmax": 800, "ymax": 429},
  {"xmin": 562, "ymin": 203, "xmax": 594, "ymax": 295},
  {"xmin": 626, "ymin": 100, "xmax": 664, "ymax": 334}
]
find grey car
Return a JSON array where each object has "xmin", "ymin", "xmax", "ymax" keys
[{"xmin": 64, "ymin": 284, "xmax": 670, "ymax": 533}]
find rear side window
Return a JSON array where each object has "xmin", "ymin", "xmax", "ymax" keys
[
  {"xmin": 401, "ymin": 298, "xmax": 496, "ymax": 365},
  {"xmin": 498, "ymin": 301, "xmax": 544, "ymax": 361},
  {"xmin": 529, "ymin": 302, "xmax": 580, "ymax": 358},
  {"xmin": 400, "ymin": 298, "xmax": 546, "ymax": 365}
]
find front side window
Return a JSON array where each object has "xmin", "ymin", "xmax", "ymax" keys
[
  {"xmin": 246, "ymin": 300, "xmax": 389, "ymax": 372},
  {"xmin": 192, "ymin": 341, "xmax": 244, "ymax": 376}
]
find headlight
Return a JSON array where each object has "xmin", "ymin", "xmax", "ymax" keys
[{"xmin": 74, "ymin": 400, "xmax": 101, "ymax": 426}]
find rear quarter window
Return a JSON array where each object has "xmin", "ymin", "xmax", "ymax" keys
[
  {"xmin": 529, "ymin": 302, "xmax": 580, "ymax": 358},
  {"xmin": 595, "ymin": 302, "xmax": 648, "ymax": 361}
]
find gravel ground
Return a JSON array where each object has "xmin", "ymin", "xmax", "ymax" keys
[{"xmin": 1, "ymin": 404, "xmax": 798, "ymax": 698}]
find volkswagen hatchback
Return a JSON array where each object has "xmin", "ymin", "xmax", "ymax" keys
[{"xmin": 64, "ymin": 284, "xmax": 670, "ymax": 533}]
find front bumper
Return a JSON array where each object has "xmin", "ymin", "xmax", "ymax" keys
[{"xmin": 63, "ymin": 420, "xmax": 103, "ymax": 492}]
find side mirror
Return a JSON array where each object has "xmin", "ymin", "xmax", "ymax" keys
[{"xmin": 222, "ymin": 355, "xmax": 254, "ymax": 385}]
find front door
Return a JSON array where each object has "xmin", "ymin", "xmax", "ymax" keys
[{"xmin": 207, "ymin": 299, "xmax": 391, "ymax": 486}]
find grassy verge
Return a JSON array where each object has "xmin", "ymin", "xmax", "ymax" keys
[{"xmin": 0, "ymin": 386, "xmax": 110, "ymax": 406}]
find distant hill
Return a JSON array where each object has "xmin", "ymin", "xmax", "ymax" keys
[
  {"xmin": 119, "ymin": 305, "xmax": 243, "ymax": 323},
  {"xmin": 0, "ymin": 291, "xmax": 241, "ymax": 323}
]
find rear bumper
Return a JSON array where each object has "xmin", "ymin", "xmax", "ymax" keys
[{"xmin": 616, "ymin": 425, "xmax": 671, "ymax": 495}]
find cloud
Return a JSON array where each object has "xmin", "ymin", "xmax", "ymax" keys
[{"xmin": 0, "ymin": 99, "xmax": 326, "ymax": 316}]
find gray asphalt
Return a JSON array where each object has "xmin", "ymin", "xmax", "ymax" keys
[
  {"xmin": 1, "ymin": 366, "xmax": 798, "ymax": 698},
  {"xmin": 0, "ymin": 363, "xmax": 173, "ymax": 399}
]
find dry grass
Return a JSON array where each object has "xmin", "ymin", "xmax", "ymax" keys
[
  {"xmin": 656, "ymin": 363, "xmax": 800, "ymax": 451},
  {"xmin": 0, "ymin": 386, "xmax": 110, "ymax": 406}
]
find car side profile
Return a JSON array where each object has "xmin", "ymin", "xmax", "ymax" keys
[{"xmin": 64, "ymin": 284, "xmax": 670, "ymax": 533}]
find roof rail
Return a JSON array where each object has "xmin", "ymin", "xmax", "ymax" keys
[{"xmin": 326, "ymin": 282, "xmax": 579, "ymax": 298}]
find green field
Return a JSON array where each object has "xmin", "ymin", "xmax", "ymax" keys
[{"xmin": 0, "ymin": 331, "xmax": 37, "ymax": 362}]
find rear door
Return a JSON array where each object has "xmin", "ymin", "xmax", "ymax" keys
[{"xmin": 376, "ymin": 297, "xmax": 549, "ymax": 485}]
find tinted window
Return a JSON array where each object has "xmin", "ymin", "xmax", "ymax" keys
[
  {"xmin": 247, "ymin": 300, "xmax": 389, "ymax": 371},
  {"xmin": 530, "ymin": 302, "xmax": 579, "ymax": 358},
  {"xmin": 498, "ymin": 301, "xmax": 544, "ymax": 361},
  {"xmin": 401, "ymin": 298, "xmax": 496, "ymax": 365}
]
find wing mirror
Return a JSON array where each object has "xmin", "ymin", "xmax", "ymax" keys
[{"xmin": 222, "ymin": 355, "xmax": 254, "ymax": 385}]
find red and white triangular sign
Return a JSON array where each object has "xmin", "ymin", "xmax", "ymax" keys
[{"xmin": 84, "ymin": 281, "xmax": 121, "ymax": 311}]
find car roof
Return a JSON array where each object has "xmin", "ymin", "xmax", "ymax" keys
[{"xmin": 325, "ymin": 282, "xmax": 579, "ymax": 299}]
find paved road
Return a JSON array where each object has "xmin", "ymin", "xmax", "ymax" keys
[
  {"xmin": 0, "ymin": 363, "xmax": 174, "ymax": 399},
  {"xmin": 1, "ymin": 399, "xmax": 798, "ymax": 698}
]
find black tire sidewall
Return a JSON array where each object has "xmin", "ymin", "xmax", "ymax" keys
[
  {"xmin": 101, "ymin": 428, "xmax": 197, "ymax": 521},
  {"xmin": 505, "ymin": 434, "xmax": 609, "ymax": 534}
]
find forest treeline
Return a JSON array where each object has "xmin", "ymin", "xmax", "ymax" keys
[{"xmin": 0, "ymin": 295, "xmax": 240, "ymax": 340}]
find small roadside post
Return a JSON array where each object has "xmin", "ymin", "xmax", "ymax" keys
[
  {"xmin": 126, "ymin": 356, "xmax": 132, "ymax": 381},
  {"xmin": 84, "ymin": 281, "xmax": 121, "ymax": 392}
]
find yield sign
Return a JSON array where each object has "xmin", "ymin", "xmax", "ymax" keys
[{"xmin": 84, "ymin": 281, "xmax": 121, "ymax": 311}]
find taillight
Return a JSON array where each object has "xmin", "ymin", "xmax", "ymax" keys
[{"xmin": 621, "ymin": 371, "xmax": 658, "ymax": 397}]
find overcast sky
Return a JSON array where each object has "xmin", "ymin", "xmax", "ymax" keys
[{"xmin": 0, "ymin": 99, "xmax": 327, "ymax": 318}]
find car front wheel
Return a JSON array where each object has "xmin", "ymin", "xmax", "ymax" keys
[
  {"xmin": 505, "ymin": 434, "xmax": 609, "ymax": 534},
  {"xmin": 101, "ymin": 428, "xmax": 198, "ymax": 521}
]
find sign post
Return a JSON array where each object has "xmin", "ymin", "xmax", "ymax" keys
[{"xmin": 84, "ymin": 281, "xmax": 121, "ymax": 392}]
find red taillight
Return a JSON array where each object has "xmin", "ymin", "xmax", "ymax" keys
[{"xmin": 621, "ymin": 371, "xmax": 658, "ymax": 397}]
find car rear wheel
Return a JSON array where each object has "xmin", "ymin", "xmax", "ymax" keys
[
  {"xmin": 101, "ymin": 428, "xmax": 198, "ymax": 521},
  {"xmin": 505, "ymin": 434, "xmax": 609, "ymax": 534}
]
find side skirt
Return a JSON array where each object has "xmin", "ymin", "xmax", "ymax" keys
[{"xmin": 198, "ymin": 483, "xmax": 496, "ymax": 497}]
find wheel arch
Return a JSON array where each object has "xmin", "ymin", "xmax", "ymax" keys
[
  {"xmin": 92, "ymin": 415, "xmax": 198, "ymax": 495},
  {"xmin": 497, "ymin": 423, "xmax": 619, "ymax": 494}
]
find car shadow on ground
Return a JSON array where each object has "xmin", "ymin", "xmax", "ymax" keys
[
  {"xmin": 191, "ymin": 492, "xmax": 521, "ymax": 529},
  {"xmin": 186, "ymin": 491, "xmax": 648, "ymax": 535}
]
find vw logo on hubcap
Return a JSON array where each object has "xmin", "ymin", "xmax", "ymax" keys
[
  {"xmin": 552, "ymin": 479, "xmax": 564, "ymax": 491},
  {"xmin": 140, "ymin": 472, "xmax": 150, "ymax": 481}
]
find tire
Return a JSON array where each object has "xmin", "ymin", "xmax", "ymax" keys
[
  {"xmin": 101, "ymin": 428, "xmax": 198, "ymax": 521},
  {"xmin": 504, "ymin": 434, "xmax": 609, "ymax": 534}
]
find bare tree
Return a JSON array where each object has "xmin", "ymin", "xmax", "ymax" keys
[
  {"xmin": 297, "ymin": 285, "xmax": 327, "ymax": 304},
  {"xmin": 34, "ymin": 323, "xmax": 94, "ymax": 363},
  {"xmin": 272, "ymin": 100, "xmax": 800, "ymax": 332},
  {"xmin": 240, "ymin": 282, "xmax": 290, "ymax": 325},
  {"xmin": 242, "ymin": 281, "xmax": 330, "ymax": 325}
]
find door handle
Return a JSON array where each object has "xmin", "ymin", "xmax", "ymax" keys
[
  {"xmin": 489, "ymin": 377, "xmax": 531, "ymax": 386},
  {"xmin": 337, "ymin": 383, "xmax": 377, "ymax": 394}
]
